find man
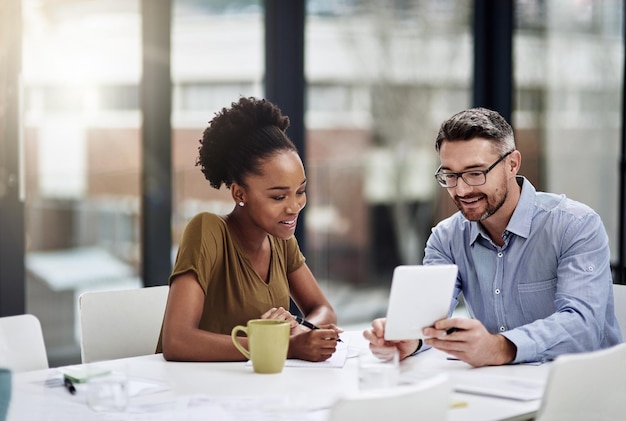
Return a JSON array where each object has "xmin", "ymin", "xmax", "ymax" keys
[{"xmin": 364, "ymin": 107, "xmax": 623, "ymax": 367}]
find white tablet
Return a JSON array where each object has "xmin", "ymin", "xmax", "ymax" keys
[{"xmin": 383, "ymin": 264, "xmax": 458, "ymax": 341}]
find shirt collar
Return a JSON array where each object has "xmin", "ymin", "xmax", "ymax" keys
[
  {"xmin": 506, "ymin": 176, "xmax": 534, "ymax": 239},
  {"xmin": 468, "ymin": 176, "xmax": 535, "ymax": 245}
]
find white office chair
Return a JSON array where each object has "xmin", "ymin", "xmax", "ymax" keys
[
  {"xmin": 612, "ymin": 283, "xmax": 626, "ymax": 339},
  {"xmin": 78, "ymin": 285, "xmax": 169, "ymax": 363},
  {"xmin": 328, "ymin": 374, "xmax": 451, "ymax": 421},
  {"xmin": 0, "ymin": 314, "xmax": 49, "ymax": 372},
  {"xmin": 535, "ymin": 343, "xmax": 626, "ymax": 421}
]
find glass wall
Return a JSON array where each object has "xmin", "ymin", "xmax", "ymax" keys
[
  {"xmin": 513, "ymin": 0, "xmax": 623, "ymax": 262},
  {"xmin": 22, "ymin": 0, "xmax": 144, "ymax": 365},
  {"xmin": 171, "ymin": 0, "xmax": 263, "ymax": 246}
]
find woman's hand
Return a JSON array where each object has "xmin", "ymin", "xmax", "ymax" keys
[
  {"xmin": 288, "ymin": 328, "xmax": 340, "ymax": 362},
  {"xmin": 260, "ymin": 307, "xmax": 299, "ymax": 330},
  {"xmin": 260, "ymin": 306, "xmax": 343, "ymax": 361}
]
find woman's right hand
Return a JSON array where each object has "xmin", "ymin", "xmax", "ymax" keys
[{"xmin": 288, "ymin": 328, "xmax": 339, "ymax": 362}]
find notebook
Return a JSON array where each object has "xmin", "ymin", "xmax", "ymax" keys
[{"xmin": 384, "ymin": 265, "xmax": 458, "ymax": 341}]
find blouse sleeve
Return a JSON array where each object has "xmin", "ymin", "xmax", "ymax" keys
[
  {"xmin": 169, "ymin": 213, "xmax": 223, "ymax": 295},
  {"xmin": 284, "ymin": 235, "xmax": 306, "ymax": 274}
]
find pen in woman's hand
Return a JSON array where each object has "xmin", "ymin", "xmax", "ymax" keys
[
  {"xmin": 294, "ymin": 315, "xmax": 318, "ymax": 330},
  {"xmin": 294, "ymin": 315, "xmax": 343, "ymax": 342}
]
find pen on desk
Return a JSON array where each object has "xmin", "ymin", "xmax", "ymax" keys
[
  {"xmin": 294, "ymin": 315, "xmax": 343, "ymax": 342},
  {"xmin": 64, "ymin": 377, "xmax": 76, "ymax": 395}
]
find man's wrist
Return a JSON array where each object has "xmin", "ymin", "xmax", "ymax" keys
[
  {"xmin": 497, "ymin": 335, "xmax": 517, "ymax": 364},
  {"xmin": 408, "ymin": 339, "xmax": 423, "ymax": 357}
]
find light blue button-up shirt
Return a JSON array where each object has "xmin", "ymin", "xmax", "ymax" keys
[{"xmin": 424, "ymin": 176, "xmax": 623, "ymax": 363}]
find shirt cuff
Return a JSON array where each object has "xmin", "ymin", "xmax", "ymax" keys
[
  {"xmin": 408, "ymin": 339, "xmax": 430, "ymax": 357},
  {"xmin": 500, "ymin": 330, "xmax": 539, "ymax": 364}
]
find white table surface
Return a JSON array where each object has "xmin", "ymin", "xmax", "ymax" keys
[{"xmin": 7, "ymin": 330, "xmax": 549, "ymax": 420}]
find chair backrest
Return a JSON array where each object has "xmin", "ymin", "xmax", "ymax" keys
[
  {"xmin": 0, "ymin": 314, "xmax": 49, "ymax": 372},
  {"xmin": 78, "ymin": 285, "xmax": 169, "ymax": 363},
  {"xmin": 612, "ymin": 283, "xmax": 626, "ymax": 339},
  {"xmin": 328, "ymin": 373, "xmax": 451, "ymax": 421},
  {"xmin": 535, "ymin": 343, "xmax": 626, "ymax": 421}
]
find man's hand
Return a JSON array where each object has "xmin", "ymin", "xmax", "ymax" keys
[
  {"xmin": 363, "ymin": 318, "xmax": 421, "ymax": 361},
  {"xmin": 423, "ymin": 318, "xmax": 516, "ymax": 367}
]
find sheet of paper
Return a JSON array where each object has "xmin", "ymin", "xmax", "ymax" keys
[
  {"xmin": 130, "ymin": 394, "xmax": 329, "ymax": 421},
  {"xmin": 451, "ymin": 372, "xmax": 545, "ymax": 401},
  {"xmin": 285, "ymin": 341, "xmax": 348, "ymax": 368},
  {"xmin": 126, "ymin": 378, "xmax": 170, "ymax": 397},
  {"xmin": 128, "ymin": 395, "xmax": 238, "ymax": 420},
  {"xmin": 245, "ymin": 339, "xmax": 350, "ymax": 369}
]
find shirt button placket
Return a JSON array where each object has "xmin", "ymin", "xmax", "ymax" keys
[{"xmin": 495, "ymin": 250, "xmax": 505, "ymax": 333}]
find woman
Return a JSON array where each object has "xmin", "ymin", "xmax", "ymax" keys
[{"xmin": 157, "ymin": 97, "xmax": 341, "ymax": 362}]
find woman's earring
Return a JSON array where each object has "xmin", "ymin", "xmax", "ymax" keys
[{"xmin": 238, "ymin": 201, "xmax": 244, "ymax": 207}]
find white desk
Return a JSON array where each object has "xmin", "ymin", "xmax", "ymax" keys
[{"xmin": 7, "ymin": 331, "xmax": 549, "ymax": 420}]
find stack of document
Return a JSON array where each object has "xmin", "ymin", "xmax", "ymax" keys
[{"xmin": 451, "ymin": 372, "xmax": 545, "ymax": 401}]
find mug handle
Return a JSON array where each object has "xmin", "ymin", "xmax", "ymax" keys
[{"xmin": 231, "ymin": 325, "xmax": 250, "ymax": 359}]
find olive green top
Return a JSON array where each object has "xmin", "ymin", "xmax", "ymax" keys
[{"xmin": 156, "ymin": 212, "xmax": 305, "ymax": 352}]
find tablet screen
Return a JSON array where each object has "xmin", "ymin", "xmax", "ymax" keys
[{"xmin": 383, "ymin": 265, "xmax": 458, "ymax": 341}]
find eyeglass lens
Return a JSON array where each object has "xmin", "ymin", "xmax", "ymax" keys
[{"xmin": 436, "ymin": 171, "xmax": 486, "ymax": 188}]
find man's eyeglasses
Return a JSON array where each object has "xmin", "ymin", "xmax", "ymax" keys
[{"xmin": 434, "ymin": 150, "xmax": 514, "ymax": 188}]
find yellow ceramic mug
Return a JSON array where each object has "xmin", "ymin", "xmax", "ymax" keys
[{"xmin": 231, "ymin": 319, "xmax": 290, "ymax": 374}]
